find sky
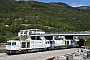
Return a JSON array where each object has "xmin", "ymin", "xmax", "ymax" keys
[{"xmin": 37, "ymin": 0, "xmax": 90, "ymax": 7}]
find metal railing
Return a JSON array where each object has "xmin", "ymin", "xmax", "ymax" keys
[{"xmin": 45, "ymin": 31, "xmax": 90, "ymax": 34}]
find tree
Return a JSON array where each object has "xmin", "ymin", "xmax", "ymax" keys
[
  {"xmin": 5, "ymin": 31, "xmax": 14, "ymax": 38},
  {"xmin": 0, "ymin": 33, "xmax": 6, "ymax": 43},
  {"xmin": 77, "ymin": 38, "xmax": 85, "ymax": 47}
]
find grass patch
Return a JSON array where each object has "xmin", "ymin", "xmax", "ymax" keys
[{"xmin": 0, "ymin": 48, "xmax": 6, "ymax": 53}]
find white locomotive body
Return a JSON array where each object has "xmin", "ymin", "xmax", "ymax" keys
[
  {"xmin": 6, "ymin": 39, "xmax": 52, "ymax": 54},
  {"xmin": 6, "ymin": 39, "xmax": 74, "ymax": 54},
  {"xmin": 5, "ymin": 29, "xmax": 76, "ymax": 54}
]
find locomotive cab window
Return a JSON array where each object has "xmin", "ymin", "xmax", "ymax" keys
[
  {"xmin": 12, "ymin": 42, "xmax": 16, "ymax": 45},
  {"xmin": 6, "ymin": 42, "xmax": 11, "ymax": 45},
  {"xmin": 45, "ymin": 42, "xmax": 47, "ymax": 44},
  {"xmin": 45, "ymin": 41, "xmax": 49, "ymax": 44}
]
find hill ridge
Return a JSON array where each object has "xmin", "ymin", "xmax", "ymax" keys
[{"xmin": 0, "ymin": 0, "xmax": 90, "ymax": 42}]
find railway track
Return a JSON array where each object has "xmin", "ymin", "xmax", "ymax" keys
[{"xmin": 0, "ymin": 48, "xmax": 78, "ymax": 60}]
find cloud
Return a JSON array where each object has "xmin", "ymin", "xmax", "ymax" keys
[{"xmin": 71, "ymin": 3, "xmax": 84, "ymax": 7}]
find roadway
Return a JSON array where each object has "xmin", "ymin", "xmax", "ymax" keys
[{"xmin": 0, "ymin": 48, "xmax": 79, "ymax": 60}]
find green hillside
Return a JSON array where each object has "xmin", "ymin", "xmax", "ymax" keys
[{"xmin": 0, "ymin": 0, "xmax": 90, "ymax": 42}]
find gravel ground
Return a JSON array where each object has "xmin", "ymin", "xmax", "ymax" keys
[{"xmin": 0, "ymin": 48, "xmax": 78, "ymax": 60}]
